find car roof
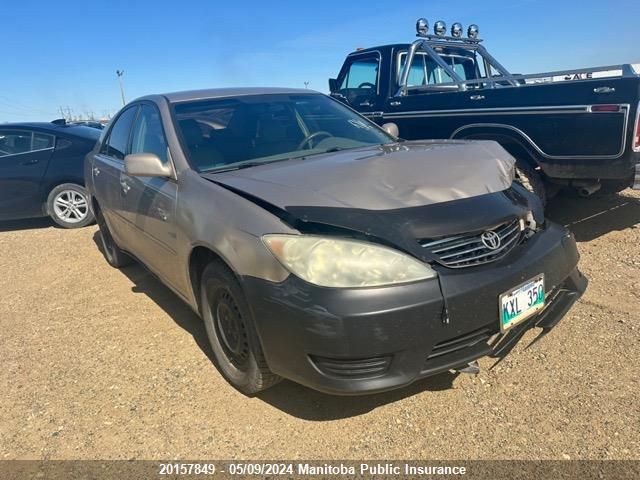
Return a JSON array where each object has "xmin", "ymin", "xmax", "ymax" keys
[
  {"xmin": 0, "ymin": 122, "xmax": 100, "ymax": 140},
  {"xmin": 152, "ymin": 87, "xmax": 320, "ymax": 103}
]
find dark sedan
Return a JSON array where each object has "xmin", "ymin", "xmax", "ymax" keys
[{"xmin": 0, "ymin": 120, "xmax": 100, "ymax": 228}]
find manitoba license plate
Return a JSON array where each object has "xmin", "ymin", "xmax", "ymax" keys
[{"xmin": 499, "ymin": 274, "xmax": 545, "ymax": 332}]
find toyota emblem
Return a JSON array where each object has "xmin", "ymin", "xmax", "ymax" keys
[{"xmin": 481, "ymin": 230, "xmax": 501, "ymax": 250}]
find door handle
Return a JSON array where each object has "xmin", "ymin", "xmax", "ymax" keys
[
  {"xmin": 21, "ymin": 159, "xmax": 39, "ymax": 165},
  {"xmin": 470, "ymin": 95, "xmax": 485, "ymax": 101},
  {"xmin": 120, "ymin": 180, "xmax": 131, "ymax": 194},
  {"xmin": 93, "ymin": 167, "xmax": 101, "ymax": 176},
  {"xmin": 593, "ymin": 86, "xmax": 615, "ymax": 94}
]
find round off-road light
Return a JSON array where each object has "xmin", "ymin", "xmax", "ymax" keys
[
  {"xmin": 468, "ymin": 24, "xmax": 479, "ymax": 39},
  {"xmin": 416, "ymin": 18, "xmax": 429, "ymax": 36},
  {"xmin": 434, "ymin": 20, "xmax": 446, "ymax": 36},
  {"xmin": 451, "ymin": 22, "xmax": 463, "ymax": 38}
]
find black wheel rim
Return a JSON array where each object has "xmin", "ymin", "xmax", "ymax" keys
[{"xmin": 209, "ymin": 288, "xmax": 250, "ymax": 371}]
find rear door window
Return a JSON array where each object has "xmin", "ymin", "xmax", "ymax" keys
[
  {"xmin": 103, "ymin": 106, "xmax": 138, "ymax": 160},
  {"xmin": 0, "ymin": 130, "xmax": 54, "ymax": 157},
  {"xmin": 33, "ymin": 133, "xmax": 54, "ymax": 150}
]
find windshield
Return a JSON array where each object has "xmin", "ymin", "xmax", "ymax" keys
[{"xmin": 173, "ymin": 93, "xmax": 394, "ymax": 172}]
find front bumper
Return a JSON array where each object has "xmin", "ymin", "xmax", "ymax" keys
[{"xmin": 242, "ymin": 222, "xmax": 587, "ymax": 395}]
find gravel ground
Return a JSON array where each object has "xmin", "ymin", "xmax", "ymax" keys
[{"xmin": 0, "ymin": 190, "xmax": 638, "ymax": 460}]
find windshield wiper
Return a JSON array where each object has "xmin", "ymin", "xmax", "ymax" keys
[
  {"xmin": 202, "ymin": 162, "xmax": 269, "ymax": 174},
  {"xmin": 202, "ymin": 156, "xmax": 299, "ymax": 174}
]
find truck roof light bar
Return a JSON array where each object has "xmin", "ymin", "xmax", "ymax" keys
[
  {"xmin": 451, "ymin": 23, "xmax": 463, "ymax": 38},
  {"xmin": 416, "ymin": 18, "xmax": 482, "ymax": 43},
  {"xmin": 468, "ymin": 24, "xmax": 480, "ymax": 39},
  {"xmin": 416, "ymin": 18, "xmax": 429, "ymax": 36}
]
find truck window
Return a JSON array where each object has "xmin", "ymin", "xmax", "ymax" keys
[
  {"xmin": 399, "ymin": 53, "xmax": 454, "ymax": 87},
  {"xmin": 340, "ymin": 56, "xmax": 379, "ymax": 90},
  {"xmin": 398, "ymin": 52, "xmax": 483, "ymax": 89}
]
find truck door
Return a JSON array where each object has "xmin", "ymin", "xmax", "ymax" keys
[
  {"xmin": 0, "ymin": 129, "xmax": 54, "ymax": 220},
  {"xmin": 334, "ymin": 52, "xmax": 384, "ymax": 121},
  {"xmin": 384, "ymin": 50, "xmax": 488, "ymax": 140}
]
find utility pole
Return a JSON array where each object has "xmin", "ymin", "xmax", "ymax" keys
[{"xmin": 116, "ymin": 70, "xmax": 126, "ymax": 106}]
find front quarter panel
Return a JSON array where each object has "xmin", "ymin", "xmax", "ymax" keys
[{"xmin": 175, "ymin": 169, "xmax": 297, "ymax": 307}]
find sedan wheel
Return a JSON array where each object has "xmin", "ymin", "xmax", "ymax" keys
[
  {"xmin": 200, "ymin": 261, "xmax": 281, "ymax": 394},
  {"xmin": 53, "ymin": 190, "xmax": 88, "ymax": 223},
  {"xmin": 47, "ymin": 183, "xmax": 95, "ymax": 228}
]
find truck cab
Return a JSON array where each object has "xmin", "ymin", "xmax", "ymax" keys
[{"xmin": 330, "ymin": 19, "xmax": 640, "ymax": 204}]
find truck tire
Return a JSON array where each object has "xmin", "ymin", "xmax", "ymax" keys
[
  {"xmin": 596, "ymin": 179, "xmax": 632, "ymax": 195},
  {"xmin": 200, "ymin": 261, "xmax": 281, "ymax": 395},
  {"xmin": 46, "ymin": 183, "xmax": 95, "ymax": 228},
  {"xmin": 515, "ymin": 163, "xmax": 547, "ymax": 207}
]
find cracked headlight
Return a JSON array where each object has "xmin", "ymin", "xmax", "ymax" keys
[{"xmin": 262, "ymin": 235, "xmax": 437, "ymax": 288}]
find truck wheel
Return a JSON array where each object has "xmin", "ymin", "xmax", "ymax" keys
[
  {"xmin": 47, "ymin": 183, "xmax": 95, "ymax": 228},
  {"xmin": 95, "ymin": 209, "xmax": 133, "ymax": 268},
  {"xmin": 200, "ymin": 261, "xmax": 281, "ymax": 395},
  {"xmin": 597, "ymin": 179, "xmax": 631, "ymax": 195},
  {"xmin": 515, "ymin": 163, "xmax": 547, "ymax": 207}
]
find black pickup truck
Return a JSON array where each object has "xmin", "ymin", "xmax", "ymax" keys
[{"xmin": 329, "ymin": 19, "xmax": 640, "ymax": 204}]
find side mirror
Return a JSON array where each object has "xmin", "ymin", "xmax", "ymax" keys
[
  {"xmin": 381, "ymin": 122, "xmax": 400, "ymax": 138},
  {"xmin": 328, "ymin": 78, "xmax": 338, "ymax": 92},
  {"xmin": 124, "ymin": 153, "xmax": 172, "ymax": 178}
]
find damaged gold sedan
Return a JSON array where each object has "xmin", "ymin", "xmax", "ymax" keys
[{"xmin": 86, "ymin": 88, "xmax": 586, "ymax": 395}]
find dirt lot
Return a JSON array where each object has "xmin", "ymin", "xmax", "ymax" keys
[{"xmin": 1, "ymin": 191, "xmax": 638, "ymax": 460}]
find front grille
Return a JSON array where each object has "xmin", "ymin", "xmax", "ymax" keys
[
  {"xmin": 310, "ymin": 355, "xmax": 391, "ymax": 379},
  {"xmin": 420, "ymin": 218, "xmax": 523, "ymax": 268}
]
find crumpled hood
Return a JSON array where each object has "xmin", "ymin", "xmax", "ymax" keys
[{"xmin": 202, "ymin": 140, "xmax": 515, "ymax": 210}]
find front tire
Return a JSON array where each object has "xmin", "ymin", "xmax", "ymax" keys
[
  {"xmin": 47, "ymin": 183, "xmax": 95, "ymax": 228},
  {"xmin": 200, "ymin": 261, "xmax": 281, "ymax": 395}
]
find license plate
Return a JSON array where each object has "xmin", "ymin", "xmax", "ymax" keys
[{"xmin": 499, "ymin": 274, "xmax": 545, "ymax": 332}]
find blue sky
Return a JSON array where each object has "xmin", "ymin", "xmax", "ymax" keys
[{"xmin": 1, "ymin": 0, "xmax": 638, "ymax": 122}]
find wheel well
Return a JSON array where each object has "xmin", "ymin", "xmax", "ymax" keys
[
  {"xmin": 456, "ymin": 132, "xmax": 540, "ymax": 171},
  {"xmin": 188, "ymin": 246, "xmax": 233, "ymax": 313}
]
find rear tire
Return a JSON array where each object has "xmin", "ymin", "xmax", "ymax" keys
[
  {"xmin": 200, "ymin": 261, "xmax": 281, "ymax": 395},
  {"xmin": 47, "ymin": 183, "xmax": 95, "ymax": 228},
  {"xmin": 596, "ymin": 179, "xmax": 631, "ymax": 195},
  {"xmin": 95, "ymin": 209, "xmax": 133, "ymax": 268},
  {"xmin": 515, "ymin": 163, "xmax": 547, "ymax": 207}
]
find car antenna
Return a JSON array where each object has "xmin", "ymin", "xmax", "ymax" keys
[{"xmin": 51, "ymin": 118, "xmax": 67, "ymax": 126}]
